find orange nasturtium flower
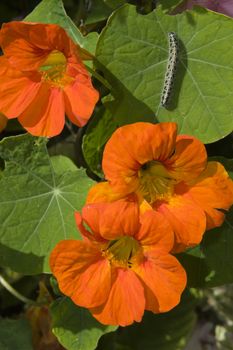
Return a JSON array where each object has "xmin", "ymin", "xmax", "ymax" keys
[
  {"xmin": 50, "ymin": 198, "xmax": 187, "ymax": 326},
  {"xmin": 87, "ymin": 122, "xmax": 233, "ymax": 252},
  {"xmin": 0, "ymin": 21, "xmax": 99, "ymax": 136}
]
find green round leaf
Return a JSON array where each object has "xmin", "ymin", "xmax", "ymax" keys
[
  {"xmin": 0, "ymin": 134, "xmax": 94, "ymax": 274},
  {"xmin": 96, "ymin": 4, "xmax": 233, "ymax": 143},
  {"xmin": 51, "ymin": 297, "xmax": 117, "ymax": 350}
]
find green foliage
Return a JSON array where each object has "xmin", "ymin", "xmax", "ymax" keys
[
  {"xmin": 0, "ymin": 318, "xmax": 33, "ymax": 350},
  {"xmin": 158, "ymin": 0, "xmax": 184, "ymax": 11},
  {"xmin": 82, "ymin": 106, "xmax": 118, "ymax": 177},
  {"xmin": 179, "ymin": 158, "xmax": 233, "ymax": 288},
  {"xmin": 25, "ymin": 0, "xmax": 98, "ymax": 54},
  {"xmin": 50, "ymin": 155, "xmax": 78, "ymax": 173},
  {"xmin": 97, "ymin": 290, "xmax": 196, "ymax": 350},
  {"xmin": 0, "ymin": 134, "xmax": 94, "ymax": 274},
  {"xmin": 51, "ymin": 297, "xmax": 117, "ymax": 350},
  {"xmin": 84, "ymin": 0, "xmax": 127, "ymax": 25},
  {"xmin": 1, "ymin": 0, "xmax": 233, "ymax": 348},
  {"xmin": 180, "ymin": 207, "xmax": 233, "ymax": 288},
  {"xmin": 96, "ymin": 4, "xmax": 233, "ymax": 143}
]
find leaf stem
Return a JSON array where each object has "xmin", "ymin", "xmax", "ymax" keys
[
  {"xmin": 65, "ymin": 120, "xmax": 76, "ymax": 140},
  {"xmin": 0, "ymin": 274, "xmax": 44, "ymax": 306},
  {"xmin": 85, "ymin": 64, "xmax": 112, "ymax": 91}
]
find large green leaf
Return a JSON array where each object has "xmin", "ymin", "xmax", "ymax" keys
[
  {"xmin": 25, "ymin": 0, "xmax": 98, "ymax": 54},
  {"xmin": 0, "ymin": 318, "xmax": 33, "ymax": 350},
  {"xmin": 179, "ymin": 158, "xmax": 233, "ymax": 288},
  {"xmin": 96, "ymin": 4, "xmax": 233, "ymax": 143},
  {"xmin": 51, "ymin": 297, "xmax": 117, "ymax": 350},
  {"xmin": 97, "ymin": 290, "xmax": 196, "ymax": 350},
  {"xmin": 0, "ymin": 134, "xmax": 94, "ymax": 274}
]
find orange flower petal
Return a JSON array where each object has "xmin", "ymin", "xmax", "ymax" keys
[
  {"xmin": 0, "ymin": 22, "xmax": 98, "ymax": 137},
  {"xmin": 99, "ymin": 198, "xmax": 140, "ymax": 240},
  {"xmin": 0, "ymin": 22, "xmax": 74, "ymax": 71},
  {"xmin": 86, "ymin": 181, "xmax": 124, "ymax": 204},
  {"xmin": 81, "ymin": 198, "xmax": 140, "ymax": 241},
  {"xmin": 90, "ymin": 268, "xmax": 145, "ymax": 326},
  {"xmin": 166, "ymin": 135, "xmax": 207, "ymax": 181},
  {"xmin": 28, "ymin": 23, "xmax": 73, "ymax": 54},
  {"xmin": 77, "ymin": 206, "xmax": 103, "ymax": 238},
  {"xmin": 134, "ymin": 251, "xmax": 187, "ymax": 313},
  {"xmin": 0, "ymin": 57, "xmax": 41, "ymax": 118},
  {"xmin": 50, "ymin": 240, "xmax": 111, "ymax": 308},
  {"xmin": 102, "ymin": 122, "xmax": 177, "ymax": 194},
  {"xmin": 75, "ymin": 211, "xmax": 105, "ymax": 243},
  {"xmin": 187, "ymin": 161, "xmax": 233, "ymax": 229},
  {"xmin": 0, "ymin": 22, "xmax": 49, "ymax": 70},
  {"xmin": 154, "ymin": 194, "xmax": 206, "ymax": 252},
  {"xmin": 18, "ymin": 84, "xmax": 65, "ymax": 136},
  {"xmin": 135, "ymin": 210, "xmax": 174, "ymax": 250},
  {"xmin": 64, "ymin": 76, "xmax": 99, "ymax": 127},
  {"xmin": 139, "ymin": 199, "xmax": 153, "ymax": 213}
]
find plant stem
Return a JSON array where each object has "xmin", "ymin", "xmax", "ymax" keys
[
  {"xmin": 0, "ymin": 274, "xmax": 44, "ymax": 306},
  {"xmin": 85, "ymin": 64, "xmax": 112, "ymax": 91},
  {"xmin": 65, "ymin": 120, "xmax": 76, "ymax": 139}
]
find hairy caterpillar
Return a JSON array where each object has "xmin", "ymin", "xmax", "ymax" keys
[{"xmin": 161, "ymin": 32, "xmax": 179, "ymax": 107}]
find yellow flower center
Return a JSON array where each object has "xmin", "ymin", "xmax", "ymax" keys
[
  {"xmin": 138, "ymin": 160, "xmax": 175, "ymax": 203},
  {"xmin": 103, "ymin": 236, "xmax": 141, "ymax": 268},
  {"xmin": 39, "ymin": 50, "xmax": 73, "ymax": 88}
]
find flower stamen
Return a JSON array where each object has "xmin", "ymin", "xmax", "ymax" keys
[
  {"xmin": 138, "ymin": 160, "xmax": 176, "ymax": 203},
  {"xmin": 102, "ymin": 236, "xmax": 141, "ymax": 268},
  {"xmin": 39, "ymin": 50, "xmax": 73, "ymax": 88}
]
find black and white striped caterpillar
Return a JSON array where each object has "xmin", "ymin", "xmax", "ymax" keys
[{"xmin": 161, "ymin": 32, "xmax": 179, "ymax": 107}]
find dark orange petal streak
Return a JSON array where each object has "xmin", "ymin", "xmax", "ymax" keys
[
  {"xmin": 18, "ymin": 85, "xmax": 65, "ymax": 136},
  {"xmin": 75, "ymin": 211, "xmax": 105, "ymax": 243},
  {"xmin": 64, "ymin": 77, "xmax": 99, "ymax": 126},
  {"xmin": 91, "ymin": 268, "xmax": 145, "ymax": 326},
  {"xmin": 50, "ymin": 240, "xmax": 111, "ymax": 308},
  {"xmin": 187, "ymin": 161, "xmax": 233, "ymax": 229},
  {"xmin": 82, "ymin": 198, "xmax": 140, "ymax": 241},
  {"xmin": 134, "ymin": 251, "xmax": 187, "ymax": 313},
  {"xmin": 0, "ymin": 57, "xmax": 41, "ymax": 117},
  {"xmin": 166, "ymin": 135, "xmax": 207, "ymax": 181},
  {"xmin": 135, "ymin": 210, "xmax": 174, "ymax": 250},
  {"xmin": 155, "ymin": 194, "xmax": 206, "ymax": 252}
]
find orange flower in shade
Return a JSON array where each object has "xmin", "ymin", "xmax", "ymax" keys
[
  {"xmin": 50, "ymin": 198, "xmax": 187, "ymax": 326},
  {"xmin": 0, "ymin": 113, "xmax": 7, "ymax": 132},
  {"xmin": 0, "ymin": 21, "xmax": 99, "ymax": 136},
  {"xmin": 87, "ymin": 122, "xmax": 233, "ymax": 252},
  {"xmin": 26, "ymin": 282, "xmax": 65, "ymax": 350}
]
